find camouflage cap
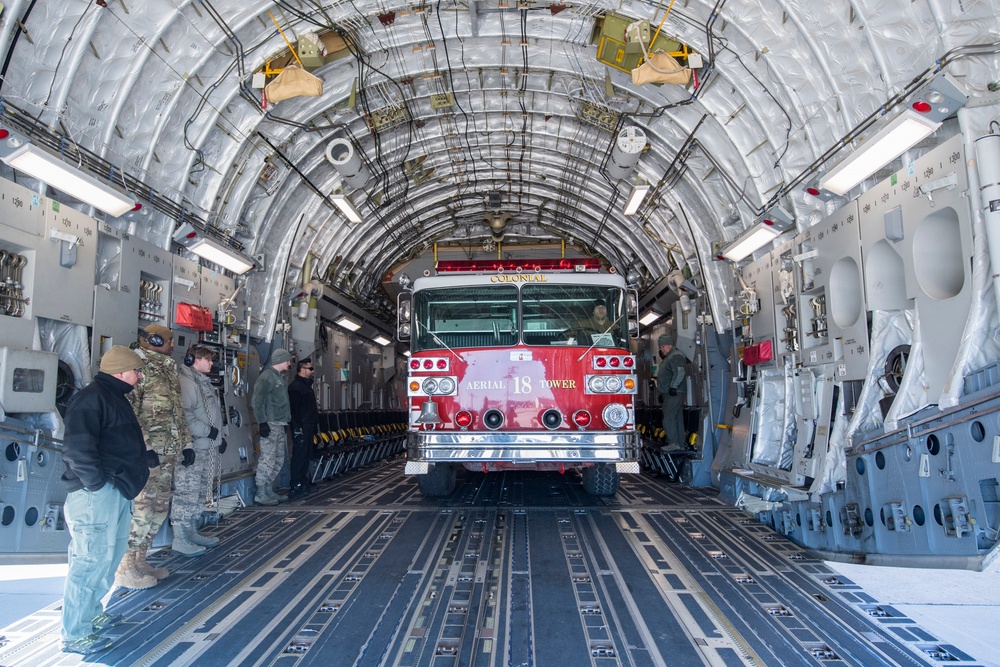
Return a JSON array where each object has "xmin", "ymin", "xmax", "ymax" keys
[
  {"xmin": 100, "ymin": 345, "xmax": 142, "ymax": 374},
  {"xmin": 657, "ymin": 333, "xmax": 674, "ymax": 346}
]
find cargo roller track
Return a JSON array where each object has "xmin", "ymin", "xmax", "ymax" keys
[{"xmin": 0, "ymin": 462, "xmax": 981, "ymax": 666}]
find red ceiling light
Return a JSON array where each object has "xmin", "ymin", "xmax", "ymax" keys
[
  {"xmin": 806, "ymin": 187, "xmax": 821, "ymax": 196},
  {"xmin": 0, "ymin": 130, "xmax": 8, "ymax": 140},
  {"xmin": 912, "ymin": 100, "xmax": 932, "ymax": 113}
]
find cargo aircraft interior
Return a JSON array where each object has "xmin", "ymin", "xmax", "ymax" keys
[{"xmin": 1, "ymin": 1, "xmax": 1000, "ymax": 665}]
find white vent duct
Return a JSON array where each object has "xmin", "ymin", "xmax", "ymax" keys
[
  {"xmin": 606, "ymin": 127, "xmax": 647, "ymax": 181},
  {"xmin": 325, "ymin": 138, "xmax": 371, "ymax": 190}
]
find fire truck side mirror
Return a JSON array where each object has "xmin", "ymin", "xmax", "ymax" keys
[
  {"xmin": 397, "ymin": 294, "xmax": 412, "ymax": 342},
  {"xmin": 627, "ymin": 288, "xmax": 640, "ymax": 339}
]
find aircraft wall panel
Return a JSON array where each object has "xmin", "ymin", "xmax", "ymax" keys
[
  {"xmin": 739, "ymin": 242, "xmax": 778, "ymax": 369},
  {"xmin": 200, "ymin": 268, "xmax": 236, "ymax": 314},
  {"xmin": 857, "ymin": 133, "xmax": 973, "ymax": 399},
  {"xmin": 34, "ymin": 201, "xmax": 98, "ymax": 325},
  {"xmin": 123, "ymin": 233, "xmax": 172, "ymax": 344},
  {"xmin": 796, "ymin": 202, "xmax": 869, "ymax": 380},
  {"xmin": 0, "ymin": 178, "xmax": 45, "ymax": 237},
  {"xmin": 171, "ymin": 254, "xmax": 202, "ymax": 332},
  {"xmin": 769, "ymin": 240, "xmax": 798, "ymax": 361},
  {"xmin": 0, "ymin": 211, "xmax": 38, "ymax": 349},
  {"xmin": 0, "ymin": 194, "xmax": 42, "ymax": 345}
]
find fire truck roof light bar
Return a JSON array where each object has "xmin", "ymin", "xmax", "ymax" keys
[{"xmin": 436, "ymin": 258, "xmax": 602, "ymax": 273}]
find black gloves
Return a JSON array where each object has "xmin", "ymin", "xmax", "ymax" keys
[
  {"xmin": 258, "ymin": 422, "xmax": 271, "ymax": 438},
  {"xmin": 145, "ymin": 449, "xmax": 160, "ymax": 468},
  {"xmin": 181, "ymin": 448, "xmax": 196, "ymax": 466},
  {"xmin": 668, "ymin": 388, "xmax": 678, "ymax": 396},
  {"xmin": 218, "ymin": 438, "xmax": 228, "ymax": 454},
  {"xmin": 208, "ymin": 426, "xmax": 220, "ymax": 440}
]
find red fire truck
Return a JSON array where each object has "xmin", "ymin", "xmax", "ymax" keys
[{"xmin": 397, "ymin": 258, "xmax": 641, "ymax": 497}]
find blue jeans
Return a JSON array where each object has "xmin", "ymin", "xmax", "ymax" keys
[{"xmin": 61, "ymin": 483, "xmax": 132, "ymax": 642}]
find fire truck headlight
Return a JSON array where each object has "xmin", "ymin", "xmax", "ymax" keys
[
  {"xmin": 587, "ymin": 376, "xmax": 606, "ymax": 393},
  {"xmin": 422, "ymin": 378, "xmax": 439, "ymax": 394},
  {"xmin": 437, "ymin": 377, "xmax": 456, "ymax": 395},
  {"xmin": 602, "ymin": 404, "xmax": 628, "ymax": 429},
  {"xmin": 604, "ymin": 376, "xmax": 623, "ymax": 392}
]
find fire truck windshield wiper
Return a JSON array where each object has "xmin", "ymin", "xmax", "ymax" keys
[
  {"xmin": 415, "ymin": 319, "xmax": 465, "ymax": 363},
  {"xmin": 576, "ymin": 318, "xmax": 624, "ymax": 362}
]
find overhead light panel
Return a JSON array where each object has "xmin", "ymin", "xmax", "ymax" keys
[
  {"xmin": 331, "ymin": 193, "xmax": 363, "ymax": 223},
  {"xmin": 188, "ymin": 238, "xmax": 255, "ymax": 275},
  {"xmin": 336, "ymin": 316, "xmax": 361, "ymax": 331},
  {"xmin": 639, "ymin": 310, "xmax": 662, "ymax": 326},
  {"xmin": 721, "ymin": 222, "xmax": 786, "ymax": 262},
  {"xmin": 2, "ymin": 144, "xmax": 136, "ymax": 216},
  {"xmin": 819, "ymin": 109, "xmax": 941, "ymax": 196},
  {"xmin": 172, "ymin": 223, "xmax": 255, "ymax": 275},
  {"xmin": 623, "ymin": 181, "xmax": 651, "ymax": 216},
  {"xmin": 373, "ymin": 334, "xmax": 392, "ymax": 346}
]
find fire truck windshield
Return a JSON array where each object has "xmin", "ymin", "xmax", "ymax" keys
[{"xmin": 412, "ymin": 283, "xmax": 628, "ymax": 352}]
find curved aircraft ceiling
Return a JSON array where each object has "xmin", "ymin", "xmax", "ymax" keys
[{"xmin": 0, "ymin": 1, "xmax": 997, "ymax": 333}]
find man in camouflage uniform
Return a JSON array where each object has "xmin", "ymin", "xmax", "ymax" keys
[
  {"xmin": 252, "ymin": 348, "xmax": 293, "ymax": 505},
  {"xmin": 115, "ymin": 323, "xmax": 193, "ymax": 589}
]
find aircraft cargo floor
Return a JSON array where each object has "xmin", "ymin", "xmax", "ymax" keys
[{"xmin": 0, "ymin": 461, "xmax": 985, "ymax": 667}]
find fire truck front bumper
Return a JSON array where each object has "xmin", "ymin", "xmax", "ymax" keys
[{"xmin": 405, "ymin": 431, "xmax": 641, "ymax": 474}]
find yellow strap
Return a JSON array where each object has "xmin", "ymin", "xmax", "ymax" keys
[
  {"xmin": 649, "ymin": 0, "xmax": 677, "ymax": 48},
  {"xmin": 267, "ymin": 10, "xmax": 304, "ymax": 69}
]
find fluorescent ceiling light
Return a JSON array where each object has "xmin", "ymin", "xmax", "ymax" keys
[
  {"xmin": 623, "ymin": 182, "xmax": 650, "ymax": 216},
  {"xmin": 2, "ymin": 144, "xmax": 136, "ymax": 216},
  {"xmin": 819, "ymin": 109, "xmax": 941, "ymax": 195},
  {"xmin": 721, "ymin": 223, "xmax": 782, "ymax": 262},
  {"xmin": 331, "ymin": 193, "xmax": 363, "ymax": 223},
  {"xmin": 373, "ymin": 335, "xmax": 392, "ymax": 346},
  {"xmin": 188, "ymin": 238, "xmax": 256, "ymax": 275},
  {"xmin": 336, "ymin": 316, "xmax": 361, "ymax": 331},
  {"xmin": 639, "ymin": 310, "xmax": 662, "ymax": 326}
]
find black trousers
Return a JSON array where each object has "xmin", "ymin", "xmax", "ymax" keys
[{"xmin": 289, "ymin": 427, "xmax": 315, "ymax": 487}]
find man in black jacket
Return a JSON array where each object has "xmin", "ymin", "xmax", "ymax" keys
[
  {"xmin": 287, "ymin": 358, "xmax": 319, "ymax": 497},
  {"xmin": 60, "ymin": 345, "xmax": 160, "ymax": 655}
]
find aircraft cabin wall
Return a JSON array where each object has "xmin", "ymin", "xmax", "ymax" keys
[
  {"xmin": 716, "ymin": 131, "xmax": 1000, "ymax": 569},
  {"xmin": 0, "ymin": 175, "xmax": 261, "ymax": 558}
]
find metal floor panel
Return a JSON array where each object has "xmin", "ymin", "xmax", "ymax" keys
[{"xmin": 0, "ymin": 462, "xmax": 984, "ymax": 667}]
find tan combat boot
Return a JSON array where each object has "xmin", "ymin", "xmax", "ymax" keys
[
  {"xmin": 114, "ymin": 549, "xmax": 157, "ymax": 590},
  {"xmin": 136, "ymin": 545, "xmax": 169, "ymax": 580}
]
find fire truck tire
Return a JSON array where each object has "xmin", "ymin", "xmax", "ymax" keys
[
  {"xmin": 418, "ymin": 463, "xmax": 457, "ymax": 497},
  {"xmin": 582, "ymin": 464, "xmax": 619, "ymax": 497}
]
